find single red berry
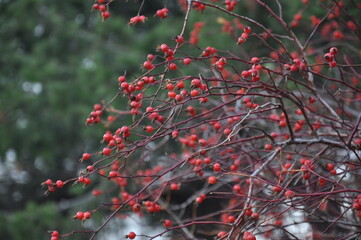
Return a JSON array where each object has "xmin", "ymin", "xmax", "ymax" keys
[
  {"xmin": 92, "ymin": 189, "xmax": 102, "ymax": 196},
  {"xmin": 190, "ymin": 89, "xmax": 199, "ymax": 97},
  {"xmin": 127, "ymin": 231, "xmax": 136, "ymax": 239},
  {"xmin": 273, "ymin": 185, "xmax": 282, "ymax": 193},
  {"xmin": 109, "ymin": 171, "xmax": 118, "ymax": 178},
  {"xmin": 245, "ymin": 208, "xmax": 253, "ymax": 216},
  {"xmin": 118, "ymin": 75, "xmax": 126, "ymax": 83},
  {"xmin": 237, "ymin": 37, "xmax": 246, "ymax": 44},
  {"xmin": 169, "ymin": 181, "xmax": 180, "ymax": 190},
  {"xmin": 169, "ymin": 62, "xmax": 177, "ymax": 70},
  {"xmin": 103, "ymin": 132, "xmax": 113, "ymax": 142},
  {"xmin": 145, "ymin": 125, "xmax": 154, "ymax": 133},
  {"xmin": 329, "ymin": 47, "xmax": 338, "ymax": 55},
  {"xmin": 251, "ymin": 212, "xmax": 259, "ymax": 220},
  {"xmin": 244, "ymin": 26, "xmax": 252, "ymax": 33},
  {"xmin": 285, "ymin": 190, "xmax": 295, "ymax": 199},
  {"xmin": 329, "ymin": 61, "xmax": 337, "ymax": 67},
  {"xmin": 75, "ymin": 211, "xmax": 84, "ymax": 220},
  {"xmin": 98, "ymin": 5, "xmax": 106, "ymax": 12},
  {"xmin": 213, "ymin": 163, "xmax": 221, "ymax": 172},
  {"xmin": 163, "ymin": 219, "xmax": 172, "ymax": 228},
  {"xmin": 326, "ymin": 163, "xmax": 335, "ymax": 171},
  {"xmin": 84, "ymin": 211, "xmax": 91, "ymax": 219},
  {"xmin": 56, "ymin": 180, "xmax": 64, "ymax": 188},
  {"xmin": 243, "ymin": 231, "xmax": 256, "ymax": 240},
  {"xmin": 208, "ymin": 176, "xmax": 217, "ymax": 184},
  {"xmin": 308, "ymin": 96, "xmax": 316, "ymax": 104},
  {"xmin": 160, "ymin": 43, "xmax": 169, "ymax": 52},
  {"xmin": 175, "ymin": 94, "xmax": 183, "ymax": 102},
  {"xmin": 102, "ymin": 147, "xmax": 112, "ymax": 156},
  {"xmin": 143, "ymin": 61, "xmax": 154, "ymax": 70},
  {"xmin": 83, "ymin": 177, "xmax": 91, "ymax": 185},
  {"xmin": 51, "ymin": 231, "xmax": 59, "ymax": 237},
  {"xmin": 168, "ymin": 91, "xmax": 176, "ymax": 98},
  {"xmin": 183, "ymin": 58, "xmax": 191, "ymax": 65},
  {"xmin": 45, "ymin": 179, "xmax": 53, "ymax": 185},
  {"xmin": 171, "ymin": 130, "xmax": 179, "ymax": 138},
  {"xmin": 218, "ymin": 231, "xmax": 227, "ymax": 237},
  {"xmin": 264, "ymin": 144, "xmax": 273, "ymax": 150},
  {"xmin": 102, "ymin": 11, "xmax": 110, "ymax": 19},
  {"xmin": 251, "ymin": 57, "xmax": 260, "ymax": 64},
  {"xmin": 175, "ymin": 35, "xmax": 184, "ymax": 43},
  {"xmin": 324, "ymin": 53, "xmax": 334, "ymax": 62},
  {"xmin": 82, "ymin": 153, "xmax": 91, "ymax": 161}
]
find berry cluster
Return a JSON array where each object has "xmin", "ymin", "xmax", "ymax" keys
[{"xmin": 92, "ymin": 0, "xmax": 110, "ymax": 20}]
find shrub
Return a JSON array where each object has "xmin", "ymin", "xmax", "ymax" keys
[{"xmin": 46, "ymin": 1, "xmax": 361, "ymax": 239}]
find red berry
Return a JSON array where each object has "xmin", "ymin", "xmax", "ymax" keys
[
  {"xmin": 264, "ymin": 144, "xmax": 273, "ymax": 150},
  {"xmin": 183, "ymin": 58, "xmax": 191, "ymax": 65},
  {"xmin": 56, "ymin": 180, "xmax": 64, "ymax": 188},
  {"xmin": 251, "ymin": 212, "xmax": 259, "ymax": 220},
  {"xmin": 92, "ymin": 189, "xmax": 102, "ymax": 196},
  {"xmin": 98, "ymin": 5, "xmax": 106, "ymax": 12},
  {"xmin": 108, "ymin": 171, "xmax": 118, "ymax": 178},
  {"xmin": 169, "ymin": 62, "xmax": 177, "ymax": 70},
  {"xmin": 84, "ymin": 211, "xmax": 91, "ymax": 219},
  {"xmin": 208, "ymin": 176, "xmax": 217, "ymax": 184},
  {"xmin": 324, "ymin": 53, "xmax": 334, "ymax": 62},
  {"xmin": 190, "ymin": 89, "xmax": 199, "ymax": 97},
  {"xmin": 82, "ymin": 153, "xmax": 91, "ymax": 160},
  {"xmin": 156, "ymin": 8, "xmax": 168, "ymax": 19},
  {"xmin": 326, "ymin": 163, "xmax": 335, "ymax": 171},
  {"xmin": 83, "ymin": 177, "xmax": 92, "ymax": 185},
  {"xmin": 75, "ymin": 211, "xmax": 84, "ymax": 220},
  {"xmin": 45, "ymin": 179, "xmax": 53, "ymax": 185},
  {"xmin": 176, "ymin": 35, "xmax": 184, "ymax": 43},
  {"xmin": 168, "ymin": 91, "xmax": 176, "ymax": 98},
  {"xmin": 127, "ymin": 231, "xmax": 136, "ymax": 239},
  {"xmin": 163, "ymin": 219, "xmax": 172, "ymax": 228},
  {"xmin": 171, "ymin": 130, "xmax": 179, "ymax": 138},
  {"xmin": 218, "ymin": 231, "xmax": 227, "ymax": 237},
  {"xmin": 102, "ymin": 147, "xmax": 112, "ymax": 156},
  {"xmin": 243, "ymin": 231, "xmax": 256, "ymax": 240},
  {"xmin": 329, "ymin": 47, "xmax": 338, "ymax": 55},
  {"xmin": 329, "ymin": 61, "xmax": 337, "ymax": 67},
  {"xmin": 244, "ymin": 26, "xmax": 252, "ymax": 33},
  {"xmin": 118, "ymin": 75, "xmax": 126, "ymax": 83},
  {"xmin": 102, "ymin": 11, "xmax": 110, "ymax": 19},
  {"xmin": 237, "ymin": 37, "xmax": 246, "ymax": 44},
  {"xmin": 170, "ymin": 183, "xmax": 180, "ymax": 191},
  {"xmin": 273, "ymin": 185, "xmax": 282, "ymax": 193},
  {"xmin": 143, "ymin": 61, "xmax": 154, "ymax": 70},
  {"xmin": 251, "ymin": 57, "xmax": 260, "ymax": 64},
  {"xmin": 285, "ymin": 190, "xmax": 295, "ymax": 199},
  {"xmin": 145, "ymin": 125, "xmax": 154, "ymax": 133},
  {"xmin": 213, "ymin": 163, "xmax": 221, "ymax": 172}
]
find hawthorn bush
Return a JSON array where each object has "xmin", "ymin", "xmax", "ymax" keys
[{"xmin": 45, "ymin": 1, "xmax": 361, "ymax": 239}]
